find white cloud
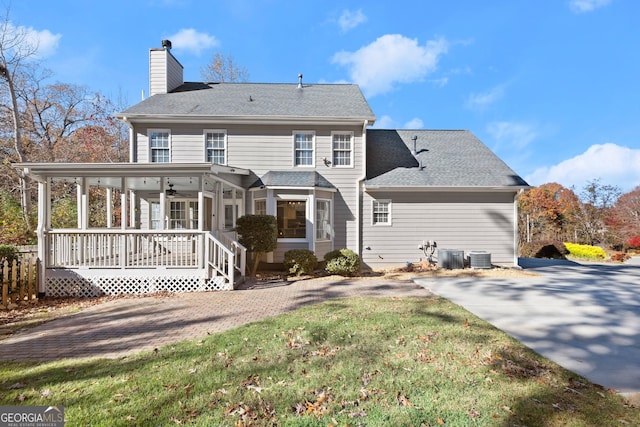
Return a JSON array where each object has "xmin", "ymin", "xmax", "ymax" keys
[
  {"xmin": 486, "ymin": 121, "xmax": 537, "ymax": 149},
  {"xmin": 526, "ymin": 143, "xmax": 640, "ymax": 191},
  {"xmin": 403, "ymin": 118, "xmax": 424, "ymax": 129},
  {"xmin": 332, "ymin": 34, "xmax": 449, "ymax": 97},
  {"xmin": 569, "ymin": 0, "xmax": 612, "ymax": 13},
  {"xmin": 2, "ymin": 22, "xmax": 61, "ymax": 58},
  {"xmin": 338, "ymin": 9, "xmax": 367, "ymax": 32},
  {"xmin": 465, "ymin": 84, "xmax": 507, "ymax": 110},
  {"xmin": 167, "ymin": 28, "xmax": 218, "ymax": 55},
  {"xmin": 372, "ymin": 115, "xmax": 396, "ymax": 129}
]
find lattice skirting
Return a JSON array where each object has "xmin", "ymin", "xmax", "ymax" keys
[{"xmin": 46, "ymin": 269, "xmax": 230, "ymax": 297}]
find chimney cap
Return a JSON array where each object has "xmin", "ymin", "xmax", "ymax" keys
[{"xmin": 161, "ymin": 39, "xmax": 172, "ymax": 49}]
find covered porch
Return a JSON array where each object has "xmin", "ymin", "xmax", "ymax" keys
[{"xmin": 16, "ymin": 163, "xmax": 249, "ymax": 296}]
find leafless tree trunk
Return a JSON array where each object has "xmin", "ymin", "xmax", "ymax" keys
[{"xmin": 0, "ymin": 9, "xmax": 39, "ymax": 231}]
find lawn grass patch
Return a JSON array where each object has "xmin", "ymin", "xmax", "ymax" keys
[{"xmin": 0, "ymin": 296, "xmax": 637, "ymax": 426}]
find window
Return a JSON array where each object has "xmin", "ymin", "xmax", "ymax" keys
[
  {"xmin": 150, "ymin": 130, "xmax": 170, "ymax": 163},
  {"xmin": 294, "ymin": 131, "xmax": 314, "ymax": 166},
  {"xmin": 332, "ymin": 132, "xmax": 353, "ymax": 167},
  {"xmin": 316, "ymin": 199, "xmax": 331, "ymax": 240},
  {"xmin": 372, "ymin": 200, "xmax": 391, "ymax": 225},
  {"xmin": 150, "ymin": 201, "xmax": 161, "ymax": 230},
  {"xmin": 277, "ymin": 200, "xmax": 306, "ymax": 238},
  {"xmin": 150, "ymin": 200, "xmax": 198, "ymax": 229},
  {"xmin": 254, "ymin": 199, "xmax": 266, "ymax": 215},
  {"xmin": 205, "ymin": 130, "xmax": 226, "ymax": 164}
]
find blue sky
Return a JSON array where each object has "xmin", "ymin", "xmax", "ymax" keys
[{"xmin": 10, "ymin": 0, "xmax": 640, "ymax": 193}]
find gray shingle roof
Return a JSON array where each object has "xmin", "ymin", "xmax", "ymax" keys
[
  {"xmin": 365, "ymin": 130, "xmax": 529, "ymax": 188},
  {"xmin": 119, "ymin": 82, "xmax": 376, "ymax": 120},
  {"xmin": 250, "ymin": 171, "xmax": 335, "ymax": 189}
]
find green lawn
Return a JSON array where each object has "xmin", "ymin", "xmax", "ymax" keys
[{"xmin": 1, "ymin": 296, "xmax": 637, "ymax": 426}]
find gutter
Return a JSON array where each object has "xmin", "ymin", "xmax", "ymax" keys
[{"xmin": 355, "ymin": 120, "xmax": 369, "ymax": 258}]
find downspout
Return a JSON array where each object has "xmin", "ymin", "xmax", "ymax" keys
[
  {"xmin": 355, "ymin": 120, "xmax": 369, "ymax": 258},
  {"xmin": 514, "ymin": 189, "xmax": 524, "ymax": 267}
]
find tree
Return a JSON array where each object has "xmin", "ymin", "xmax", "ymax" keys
[
  {"xmin": 518, "ymin": 183, "xmax": 579, "ymax": 243},
  {"xmin": 609, "ymin": 185, "xmax": 640, "ymax": 243},
  {"xmin": 0, "ymin": 9, "xmax": 39, "ymax": 230},
  {"xmin": 574, "ymin": 179, "xmax": 621, "ymax": 246},
  {"xmin": 200, "ymin": 52, "xmax": 249, "ymax": 82},
  {"xmin": 236, "ymin": 215, "xmax": 277, "ymax": 278}
]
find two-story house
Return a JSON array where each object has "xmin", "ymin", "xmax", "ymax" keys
[{"xmin": 16, "ymin": 41, "xmax": 528, "ymax": 297}]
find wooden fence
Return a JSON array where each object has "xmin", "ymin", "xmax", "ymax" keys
[{"xmin": 1, "ymin": 257, "xmax": 39, "ymax": 308}]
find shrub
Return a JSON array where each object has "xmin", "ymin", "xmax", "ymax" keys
[
  {"xmin": 284, "ymin": 249, "xmax": 318, "ymax": 276},
  {"xmin": 519, "ymin": 240, "xmax": 568, "ymax": 259},
  {"xmin": 564, "ymin": 242, "xmax": 606, "ymax": 260},
  {"xmin": 324, "ymin": 248, "xmax": 361, "ymax": 276},
  {"xmin": 610, "ymin": 252, "xmax": 630, "ymax": 263},
  {"xmin": 0, "ymin": 244, "xmax": 19, "ymax": 262},
  {"xmin": 236, "ymin": 215, "xmax": 278, "ymax": 277},
  {"xmin": 628, "ymin": 235, "xmax": 640, "ymax": 249}
]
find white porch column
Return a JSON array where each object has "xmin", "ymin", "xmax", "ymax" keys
[
  {"xmin": 78, "ymin": 177, "xmax": 89, "ymax": 230},
  {"xmin": 198, "ymin": 186, "xmax": 205, "ymax": 269},
  {"xmin": 216, "ymin": 181, "xmax": 223, "ymax": 231},
  {"xmin": 120, "ymin": 178, "xmax": 128, "ymax": 268},
  {"xmin": 159, "ymin": 179, "xmax": 167, "ymax": 230},
  {"xmin": 37, "ymin": 180, "xmax": 49, "ymax": 294},
  {"xmin": 106, "ymin": 188, "xmax": 112, "ymax": 228}
]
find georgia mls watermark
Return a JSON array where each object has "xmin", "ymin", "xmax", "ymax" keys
[{"xmin": 0, "ymin": 406, "xmax": 64, "ymax": 427}]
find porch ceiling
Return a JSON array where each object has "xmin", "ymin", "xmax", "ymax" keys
[{"xmin": 15, "ymin": 162, "xmax": 250, "ymax": 194}]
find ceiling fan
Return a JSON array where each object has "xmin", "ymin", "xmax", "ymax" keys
[{"xmin": 166, "ymin": 183, "xmax": 177, "ymax": 198}]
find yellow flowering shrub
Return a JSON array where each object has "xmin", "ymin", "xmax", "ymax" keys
[{"xmin": 564, "ymin": 242, "xmax": 606, "ymax": 260}]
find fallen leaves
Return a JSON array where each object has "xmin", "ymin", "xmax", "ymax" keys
[{"xmin": 293, "ymin": 389, "xmax": 332, "ymax": 417}]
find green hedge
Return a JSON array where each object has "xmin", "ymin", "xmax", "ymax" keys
[
  {"xmin": 284, "ymin": 249, "xmax": 318, "ymax": 276},
  {"xmin": 324, "ymin": 248, "xmax": 361, "ymax": 276},
  {"xmin": 0, "ymin": 244, "xmax": 19, "ymax": 262},
  {"xmin": 564, "ymin": 242, "xmax": 606, "ymax": 260}
]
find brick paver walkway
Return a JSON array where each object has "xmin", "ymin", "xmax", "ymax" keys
[{"xmin": 0, "ymin": 277, "xmax": 430, "ymax": 361}]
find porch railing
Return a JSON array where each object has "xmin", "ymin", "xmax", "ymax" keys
[
  {"xmin": 47, "ymin": 229, "xmax": 201, "ymax": 269},
  {"xmin": 205, "ymin": 232, "xmax": 246, "ymax": 289},
  {"xmin": 46, "ymin": 229, "xmax": 246, "ymax": 288}
]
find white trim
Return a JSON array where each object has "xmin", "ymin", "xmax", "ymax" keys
[{"xmin": 292, "ymin": 130, "xmax": 315, "ymax": 167}]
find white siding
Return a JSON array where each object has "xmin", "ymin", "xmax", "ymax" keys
[
  {"xmin": 361, "ymin": 191, "xmax": 517, "ymax": 268},
  {"xmin": 148, "ymin": 49, "xmax": 183, "ymax": 96},
  {"xmin": 131, "ymin": 122, "xmax": 365, "ymax": 262}
]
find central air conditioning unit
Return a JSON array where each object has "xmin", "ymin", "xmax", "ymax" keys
[
  {"xmin": 469, "ymin": 251, "xmax": 492, "ymax": 269},
  {"xmin": 438, "ymin": 249, "xmax": 464, "ymax": 269}
]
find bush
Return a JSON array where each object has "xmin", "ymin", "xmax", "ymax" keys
[
  {"xmin": 519, "ymin": 240, "xmax": 568, "ymax": 259},
  {"xmin": 564, "ymin": 242, "xmax": 606, "ymax": 260},
  {"xmin": 324, "ymin": 248, "xmax": 361, "ymax": 276},
  {"xmin": 284, "ymin": 249, "xmax": 318, "ymax": 276},
  {"xmin": 0, "ymin": 244, "xmax": 19, "ymax": 262},
  {"xmin": 628, "ymin": 235, "xmax": 640, "ymax": 250},
  {"xmin": 236, "ymin": 215, "xmax": 278, "ymax": 277},
  {"xmin": 610, "ymin": 252, "xmax": 630, "ymax": 263}
]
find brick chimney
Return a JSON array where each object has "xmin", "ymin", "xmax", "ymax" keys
[{"xmin": 149, "ymin": 40, "xmax": 183, "ymax": 96}]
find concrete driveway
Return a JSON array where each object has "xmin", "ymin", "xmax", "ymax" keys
[{"xmin": 413, "ymin": 258, "xmax": 640, "ymax": 394}]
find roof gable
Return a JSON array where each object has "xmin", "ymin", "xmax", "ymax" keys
[{"xmin": 365, "ymin": 130, "xmax": 529, "ymax": 188}]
